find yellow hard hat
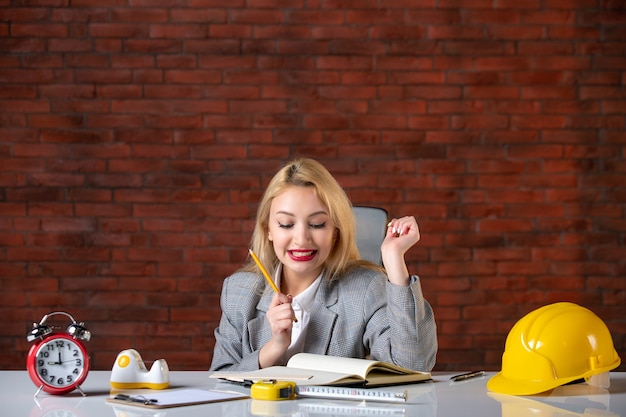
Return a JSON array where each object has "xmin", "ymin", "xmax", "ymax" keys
[{"xmin": 487, "ymin": 302, "xmax": 621, "ymax": 395}]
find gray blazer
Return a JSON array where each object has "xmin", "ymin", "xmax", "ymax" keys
[{"xmin": 209, "ymin": 266, "xmax": 437, "ymax": 373}]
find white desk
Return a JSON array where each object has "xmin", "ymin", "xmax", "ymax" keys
[{"xmin": 3, "ymin": 370, "xmax": 625, "ymax": 417}]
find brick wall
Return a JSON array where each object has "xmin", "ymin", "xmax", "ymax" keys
[{"xmin": 1, "ymin": 1, "xmax": 624, "ymax": 372}]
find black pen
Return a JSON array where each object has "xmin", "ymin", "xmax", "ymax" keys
[
  {"xmin": 450, "ymin": 370, "xmax": 485, "ymax": 382},
  {"xmin": 114, "ymin": 394, "xmax": 158, "ymax": 405},
  {"xmin": 217, "ymin": 378, "xmax": 255, "ymax": 388}
]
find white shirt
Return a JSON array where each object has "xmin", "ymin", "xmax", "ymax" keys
[{"xmin": 273, "ymin": 264, "xmax": 322, "ymax": 360}]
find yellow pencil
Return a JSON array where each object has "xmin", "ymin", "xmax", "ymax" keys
[{"xmin": 248, "ymin": 249, "xmax": 297, "ymax": 322}]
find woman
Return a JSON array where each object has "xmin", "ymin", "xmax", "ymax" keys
[{"xmin": 210, "ymin": 158, "xmax": 437, "ymax": 372}]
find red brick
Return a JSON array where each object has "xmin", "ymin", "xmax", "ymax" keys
[
  {"xmin": 11, "ymin": 24, "xmax": 67, "ymax": 37},
  {"xmin": 6, "ymin": 187, "xmax": 61, "ymax": 201},
  {"xmin": 28, "ymin": 204, "xmax": 74, "ymax": 217},
  {"xmin": 7, "ymin": 248, "xmax": 63, "ymax": 261},
  {"xmin": 39, "ymin": 217, "xmax": 96, "ymax": 232},
  {"xmin": 0, "ymin": 232, "xmax": 24, "ymax": 247}
]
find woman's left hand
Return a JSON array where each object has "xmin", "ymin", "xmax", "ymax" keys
[
  {"xmin": 383, "ymin": 216, "xmax": 420, "ymax": 255},
  {"xmin": 381, "ymin": 216, "xmax": 420, "ymax": 286}
]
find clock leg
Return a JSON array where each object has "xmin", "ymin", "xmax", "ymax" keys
[
  {"xmin": 76, "ymin": 385, "xmax": 86, "ymax": 397},
  {"xmin": 33, "ymin": 385, "xmax": 44, "ymax": 399}
]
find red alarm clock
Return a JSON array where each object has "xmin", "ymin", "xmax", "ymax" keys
[{"xmin": 26, "ymin": 312, "xmax": 91, "ymax": 396}]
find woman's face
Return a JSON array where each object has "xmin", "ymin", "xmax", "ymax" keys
[{"xmin": 267, "ymin": 186, "xmax": 336, "ymax": 284}]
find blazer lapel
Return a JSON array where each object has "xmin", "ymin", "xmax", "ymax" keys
[
  {"xmin": 248, "ymin": 276, "xmax": 339, "ymax": 355},
  {"xmin": 247, "ymin": 291, "xmax": 273, "ymax": 350},
  {"xmin": 303, "ymin": 279, "xmax": 338, "ymax": 354}
]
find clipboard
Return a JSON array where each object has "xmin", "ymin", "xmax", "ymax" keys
[{"xmin": 106, "ymin": 388, "xmax": 248, "ymax": 409}]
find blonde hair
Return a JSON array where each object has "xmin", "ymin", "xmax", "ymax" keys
[{"xmin": 242, "ymin": 158, "xmax": 380, "ymax": 281}]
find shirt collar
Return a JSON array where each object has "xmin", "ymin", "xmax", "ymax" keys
[{"xmin": 274, "ymin": 264, "xmax": 322, "ymax": 311}]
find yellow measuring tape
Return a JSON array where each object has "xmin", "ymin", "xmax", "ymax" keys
[
  {"xmin": 250, "ymin": 380, "xmax": 297, "ymax": 401},
  {"xmin": 251, "ymin": 380, "xmax": 408, "ymax": 403}
]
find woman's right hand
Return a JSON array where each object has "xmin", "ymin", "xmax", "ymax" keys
[{"xmin": 259, "ymin": 292, "xmax": 294, "ymax": 367}]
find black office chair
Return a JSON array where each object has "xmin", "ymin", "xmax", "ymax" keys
[{"xmin": 352, "ymin": 206, "xmax": 388, "ymax": 265}]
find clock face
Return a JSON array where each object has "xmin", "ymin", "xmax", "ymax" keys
[{"xmin": 27, "ymin": 333, "xmax": 89, "ymax": 394}]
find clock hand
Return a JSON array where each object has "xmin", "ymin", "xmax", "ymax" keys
[{"xmin": 48, "ymin": 352, "xmax": 63, "ymax": 365}]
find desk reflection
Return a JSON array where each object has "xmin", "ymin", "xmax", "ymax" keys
[
  {"xmin": 110, "ymin": 406, "xmax": 168, "ymax": 417},
  {"xmin": 489, "ymin": 383, "xmax": 620, "ymax": 417},
  {"xmin": 247, "ymin": 381, "xmax": 436, "ymax": 417},
  {"xmin": 13, "ymin": 371, "xmax": 626, "ymax": 417},
  {"xmin": 101, "ymin": 382, "xmax": 436, "ymax": 417},
  {"xmin": 30, "ymin": 395, "xmax": 88, "ymax": 417}
]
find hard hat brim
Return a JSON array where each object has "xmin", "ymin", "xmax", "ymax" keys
[
  {"xmin": 487, "ymin": 356, "xmax": 621, "ymax": 396},
  {"xmin": 486, "ymin": 372, "xmax": 581, "ymax": 396}
]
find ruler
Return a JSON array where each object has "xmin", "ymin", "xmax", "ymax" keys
[{"xmin": 296, "ymin": 385, "xmax": 408, "ymax": 403}]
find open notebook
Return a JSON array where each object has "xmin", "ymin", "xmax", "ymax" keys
[{"xmin": 210, "ymin": 353, "xmax": 431, "ymax": 387}]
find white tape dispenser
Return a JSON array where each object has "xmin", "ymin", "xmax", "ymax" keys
[{"xmin": 110, "ymin": 349, "xmax": 170, "ymax": 390}]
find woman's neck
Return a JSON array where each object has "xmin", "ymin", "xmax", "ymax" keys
[{"xmin": 280, "ymin": 268, "xmax": 322, "ymax": 296}]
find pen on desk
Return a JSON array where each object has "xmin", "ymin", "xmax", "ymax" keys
[
  {"xmin": 114, "ymin": 394, "xmax": 158, "ymax": 405},
  {"xmin": 249, "ymin": 249, "xmax": 298, "ymax": 322},
  {"xmin": 450, "ymin": 370, "xmax": 485, "ymax": 382}
]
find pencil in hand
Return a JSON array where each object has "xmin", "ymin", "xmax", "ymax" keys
[{"xmin": 248, "ymin": 249, "xmax": 297, "ymax": 322}]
